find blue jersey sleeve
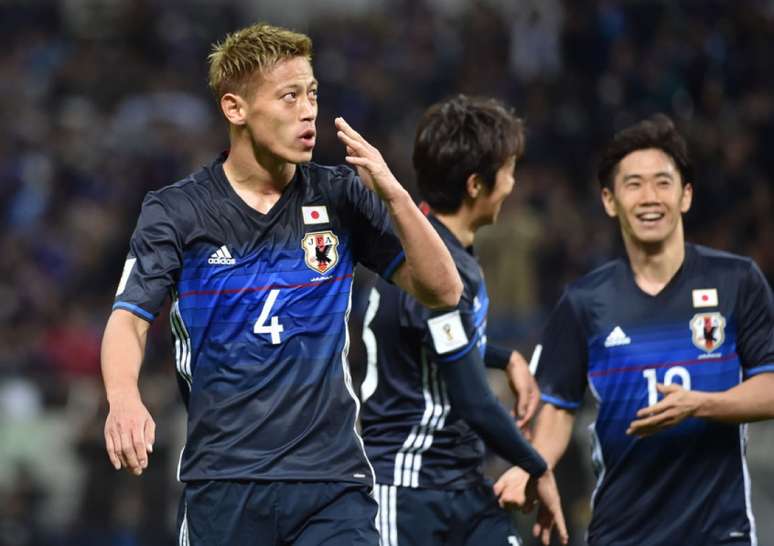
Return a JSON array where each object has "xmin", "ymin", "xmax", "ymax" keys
[
  {"xmin": 438, "ymin": 348, "xmax": 547, "ymax": 476},
  {"xmin": 737, "ymin": 260, "xmax": 774, "ymax": 377},
  {"xmin": 337, "ymin": 166, "xmax": 405, "ymax": 280},
  {"xmin": 418, "ymin": 286, "xmax": 481, "ymax": 364},
  {"xmin": 535, "ymin": 289, "xmax": 588, "ymax": 410},
  {"xmin": 112, "ymin": 192, "xmax": 182, "ymax": 321},
  {"xmin": 484, "ymin": 344, "xmax": 511, "ymax": 370}
]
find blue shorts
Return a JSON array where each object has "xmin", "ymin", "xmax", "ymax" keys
[
  {"xmin": 374, "ymin": 482, "xmax": 522, "ymax": 546},
  {"xmin": 177, "ymin": 480, "xmax": 379, "ymax": 546}
]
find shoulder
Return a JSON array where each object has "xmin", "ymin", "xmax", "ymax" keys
[
  {"xmin": 690, "ymin": 243, "xmax": 755, "ymax": 274},
  {"xmin": 140, "ymin": 167, "xmax": 213, "ymax": 227},
  {"xmin": 302, "ymin": 162, "xmax": 356, "ymax": 189},
  {"xmin": 299, "ymin": 163, "xmax": 366, "ymax": 208},
  {"xmin": 564, "ymin": 257, "xmax": 626, "ymax": 303},
  {"xmin": 148, "ymin": 166, "xmax": 212, "ymax": 205},
  {"xmin": 457, "ymin": 253, "xmax": 482, "ymax": 297}
]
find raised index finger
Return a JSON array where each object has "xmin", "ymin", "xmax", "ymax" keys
[{"xmin": 334, "ymin": 117, "xmax": 364, "ymax": 141}]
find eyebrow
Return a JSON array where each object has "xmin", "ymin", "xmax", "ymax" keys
[
  {"xmin": 281, "ymin": 78, "xmax": 318, "ymax": 88},
  {"xmin": 622, "ymin": 171, "xmax": 674, "ymax": 181}
]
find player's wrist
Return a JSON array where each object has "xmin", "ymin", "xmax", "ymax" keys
[
  {"xmin": 380, "ymin": 182, "xmax": 410, "ymax": 208},
  {"xmin": 692, "ymin": 390, "xmax": 717, "ymax": 419},
  {"xmin": 106, "ymin": 386, "xmax": 143, "ymax": 407},
  {"xmin": 505, "ymin": 353, "xmax": 525, "ymax": 373}
]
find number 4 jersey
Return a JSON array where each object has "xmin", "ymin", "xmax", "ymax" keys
[
  {"xmin": 536, "ymin": 243, "xmax": 774, "ymax": 546},
  {"xmin": 113, "ymin": 154, "xmax": 405, "ymax": 485}
]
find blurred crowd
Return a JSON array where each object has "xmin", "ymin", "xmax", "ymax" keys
[{"xmin": 0, "ymin": 1, "xmax": 772, "ymax": 545}]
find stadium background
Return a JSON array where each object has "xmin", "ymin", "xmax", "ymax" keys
[{"xmin": 0, "ymin": 1, "xmax": 772, "ymax": 544}]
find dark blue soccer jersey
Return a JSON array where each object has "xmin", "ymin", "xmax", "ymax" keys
[
  {"xmin": 113, "ymin": 154, "xmax": 405, "ymax": 484},
  {"xmin": 536, "ymin": 244, "xmax": 774, "ymax": 546},
  {"xmin": 360, "ymin": 217, "xmax": 490, "ymax": 489}
]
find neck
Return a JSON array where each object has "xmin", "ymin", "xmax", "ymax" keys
[
  {"xmin": 433, "ymin": 207, "xmax": 476, "ymax": 247},
  {"xmin": 623, "ymin": 224, "xmax": 686, "ymax": 296},
  {"xmin": 224, "ymin": 130, "xmax": 296, "ymax": 191}
]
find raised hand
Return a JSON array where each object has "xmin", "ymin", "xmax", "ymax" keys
[{"xmin": 335, "ymin": 117, "xmax": 404, "ymax": 202}]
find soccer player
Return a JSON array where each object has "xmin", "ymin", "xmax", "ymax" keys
[
  {"xmin": 523, "ymin": 114, "xmax": 774, "ymax": 545},
  {"xmin": 100, "ymin": 23, "xmax": 462, "ymax": 546},
  {"xmin": 359, "ymin": 95, "xmax": 568, "ymax": 546}
]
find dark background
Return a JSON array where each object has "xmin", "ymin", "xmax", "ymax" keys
[{"xmin": 0, "ymin": 1, "xmax": 772, "ymax": 545}]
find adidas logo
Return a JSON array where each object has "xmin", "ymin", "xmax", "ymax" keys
[
  {"xmin": 208, "ymin": 245, "xmax": 236, "ymax": 265},
  {"xmin": 604, "ymin": 326, "xmax": 631, "ymax": 348}
]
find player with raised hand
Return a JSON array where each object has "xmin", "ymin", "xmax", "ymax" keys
[
  {"xmin": 359, "ymin": 95, "xmax": 567, "ymax": 546},
  {"xmin": 101, "ymin": 22, "xmax": 461, "ymax": 546},
  {"xmin": 519, "ymin": 114, "xmax": 774, "ymax": 546}
]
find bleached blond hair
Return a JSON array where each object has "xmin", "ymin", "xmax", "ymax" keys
[{"xmin": 208, "ymin": 23, "xmax": 312, "ymax": 100}]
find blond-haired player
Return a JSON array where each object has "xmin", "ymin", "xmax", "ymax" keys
[{"xmin": 101, "ymin": 22, "xmax": 461, "ymax": 546}]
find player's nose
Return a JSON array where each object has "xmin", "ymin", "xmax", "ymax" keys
[{"xmin": 300, "ymin": 96, "xmax": 316, "ymax": 121}]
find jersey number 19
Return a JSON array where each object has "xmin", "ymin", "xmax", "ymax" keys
[{"xmin": 642, "ymin": 366, "xmax": 692, "ymax": 406}]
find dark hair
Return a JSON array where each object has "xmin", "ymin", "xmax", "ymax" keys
[
  {"xmin": 597, "ymin": 113, "xmax": 693, "ymax": 189},
  {"xmin": 413, "ymin": 95, "xmax": 524, "ymax": 213}
]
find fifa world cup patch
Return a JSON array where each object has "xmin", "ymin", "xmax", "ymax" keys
[
  {"xmin": 302, "ymin": 230, "xmax": 339, "ymax": 274},
  {"xmin": 689, "ymin": 312, "xmax": 726, "ymax": 353},
  {"xmin": 428, "ymin": 310, "xmax": 469, "ymax": 354}
]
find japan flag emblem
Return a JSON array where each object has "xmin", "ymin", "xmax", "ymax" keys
[
  {"xmin": 302, "ymin": 230, "xmax": 339, "ymax": 274},
  {"xmin": 302, "ymin": 206, "xmax": 329, "ymax": 224}
]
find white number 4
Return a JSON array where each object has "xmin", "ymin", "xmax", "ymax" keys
[
  {"xmin": 253, "ymin": 289, "xmax": 284, "ymax": 344},
  {"xmin": 643, "ymin": 366, "xmax": 691, "ymax": 406}
]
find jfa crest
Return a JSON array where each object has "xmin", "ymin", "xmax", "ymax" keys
[
  {"xmin": 302, "ymin": 231, "xmax": 339, "ymax": 274},
  {"xmin": 689, "ymin": 312, "xmax": 726, "ymax": 353}
]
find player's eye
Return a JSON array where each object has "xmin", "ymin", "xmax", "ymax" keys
[
  {"xmin": 309, "ymin": 88, "xmax": 318, "ymax": 101},
  {"xmin": 282, "ymin": 91, "xmax": 297, "ymax": 102}
]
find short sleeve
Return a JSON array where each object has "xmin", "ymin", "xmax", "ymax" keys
[
  {"xmin": 737, "ymin": 260, "xmax": 774, "ymax": 377},
  {"xmin": 339, "ymin": 168, "xmax": 405, "ymax": 280},
  {"xmin": 419, "ymin": 287, "xmax": 482, "ymax": 365},
  {"xmin": 112, "ymin": 192, "xmax": 183, "ymax": 321},
  {"xmin": 535, "ymin": 290, "xmax": 589, "ymax": 410}
]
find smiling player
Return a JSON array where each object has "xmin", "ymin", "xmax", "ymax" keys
[{"xmin": 521, "ymin": 113, "xmax": 774, "ymax": 546}]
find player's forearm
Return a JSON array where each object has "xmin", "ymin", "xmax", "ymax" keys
[
  {"xmin": 385, "ymin": 190, "xmax": 461, "ymax": 308},
  {"xmin": 532, "ymin": 403, "xmax": 576, "ymax": 470},
  {"xmin": 439, "ymin": 354, "xmax": 547, "ymax": 476},
  {"xmin": 694, "ymin": 372, "xmax": 774, "ymax": 423},
  {"xmin": 101, "ymin": 310, "xmax": 149, "ymax": 404}
]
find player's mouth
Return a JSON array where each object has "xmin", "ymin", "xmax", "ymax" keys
[
  {"xmin": 635, "ymin": 211, "xmax": 665, "ymax": 226},
  {"xmin": 299, "ymin": 129, "xmax": 316, "ymax": 149}
]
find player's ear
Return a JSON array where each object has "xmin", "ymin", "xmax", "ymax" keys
[
  {"xmin": 601, "ymin": 186, "xmax": 618, "ymax": 218},
  {"xmin": 466, "ymin": 174, "xmax": 483, "ymax": 200},
  {"xmin": 679, "ymin": 182, "xmax": 693, "ymax": 213},
  {"xmin": 221, "ymin": 93, "xmax": 247, "ymax": 126}
]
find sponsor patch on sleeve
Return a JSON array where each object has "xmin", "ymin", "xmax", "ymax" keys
[
  {"xmin": 427, "ymin": 310, "xmax": 469, "ymax": 355},
  {"xmin": 116, "ymin": 257, "xmax": 136, "ymax": 296}
]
